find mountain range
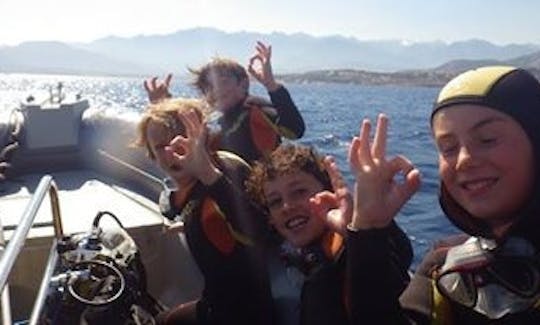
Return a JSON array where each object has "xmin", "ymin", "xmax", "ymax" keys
[{"xmin": 1, "ymin": 27, "xmax": 539, "ymax": 85}]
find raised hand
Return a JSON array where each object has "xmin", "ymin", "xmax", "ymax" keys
[
  {"xmin": 349, "ymin": 114, "xmax": 421, "ymax": 230},
  {"xmin": 248, "ymin": 41, "xmax": 280, "ymax": 92},
  {"xmin": 309, "ymin": 156, "xmax": 353, "ymax": 236},
  {"xmin": 143, "ymin": 74, "xmax": 173, "ymax": 104},
  {"xmin": 165, "ymin": 110, "xmax": 221, "ymax": 185}
]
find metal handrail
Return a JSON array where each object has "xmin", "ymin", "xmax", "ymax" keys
[
  {"xmin": 0, "ymin": 175, "xmax": 64, "ymax": 321},
  {"xmin": 28, "ymin": 241, "xmax": 59, "ymax": 325},
  {"xmin": 0, "ymin": 217, "xmax": 11, "ymax": 325}
]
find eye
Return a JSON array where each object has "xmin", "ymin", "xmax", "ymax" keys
[
  {"xmin": 290, "ymin": 187, "xmax": 309, "ymax": 200},
  {"xmin": 479, "ymin": 136, "xmax": 497, "ymax": 146},
  {"xmin": 437, "ymin": 141, "xmax": 458, "ymax": 157},
  {"xmin": 266, "ymin": 197, "xmax": 282, "ymax": 210}
]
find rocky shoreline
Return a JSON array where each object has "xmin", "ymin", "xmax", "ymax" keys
[{"xmin": 278, "ymin": 67, "xmax": 540, "ymax": 88}]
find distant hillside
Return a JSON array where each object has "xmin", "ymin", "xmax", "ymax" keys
[
  {"xmin": 279, "ymin": 50, "xmax": 540, "ymax": 87},
  {"xmin": 0, "ymin": 41, "xmax": 154, "ymax": 76},
  {"xmin": 278, "ymin": 69, "xmax": 455, "ymax": 87},
  {"xmin": 1, "ymin": 28, "xmax": 540, "ymax": 84},
  {"xmin": 79, "ymin": 28, "xmax": 539, "ymax": 73}
]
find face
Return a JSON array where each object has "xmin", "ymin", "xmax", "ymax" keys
[
  {"xmin": 146, "ymin": 120, "xmax": 192, "ymax": 184},
  {"xmin": 263, "ymin": 171, "xmax": 327, "ymax": 248},
  {"xmin": 433, "ymin": 104, "xmax": 534, "ymax": 228},
  {"xmin": 205, "ymin": 70, "xmax": 248, "ymax": 111}
]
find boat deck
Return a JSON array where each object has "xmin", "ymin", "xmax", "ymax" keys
[
  {"xmin": 0, "ymin": 169, "xmax": 203, "ymax": 321},
  {"xmin": 1, "ymin": 169, "xmax": 162, "ymax": 238}
]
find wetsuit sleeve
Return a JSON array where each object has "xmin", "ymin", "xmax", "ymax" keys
[
  {"xmin": 268, "ymin": 85, "xmax": 305, "ymax": 139},
  {"xmin": 346, "ymin": 221, "xmax": 418, "ymax": 324},
  {"xmin": 204, "ymin": 155, "xmax": 267, "ymax": 243}
]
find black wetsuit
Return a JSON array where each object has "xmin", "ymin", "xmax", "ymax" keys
[
  {"xmin": 270, "ymin": 231, "xmax": 349, "ymax": 325},
  {"xmin": 347, "ymin": 227, "xmax": 540, "ymax": 324},
  {"xmin": 159, "ymin": 152, "xmax": 273, "ymax": 325},
  {"xmin": 275, "ymin": 223, "xmax": 411, "ymax": 325},
  {"xmin": 218, "ymin": 85, "xmax": 305, "ymax": 163}
]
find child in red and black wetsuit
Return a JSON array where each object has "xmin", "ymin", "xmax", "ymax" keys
[
  {"xmin": 135, "ymin": 98, "xmax": 273, "ymax": 325},
  {"xmin": 246, "ymin": 144, "xmax": 412, "ymax": 325},
  {"xmin": 144, "ymin": 41, "xmax": 305, "ymax": 164}
]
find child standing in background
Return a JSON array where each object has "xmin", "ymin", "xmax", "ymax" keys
[{"xmin": 144, "ymin": 41, "xmax": 305, "ymax": 164}]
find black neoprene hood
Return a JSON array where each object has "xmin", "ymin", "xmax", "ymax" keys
[{"xmin": 431, "ymin": 66, "xmax": 540, "ymax": 241}]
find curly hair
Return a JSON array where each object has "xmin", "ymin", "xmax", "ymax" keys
[
  {"xmin": 134, "ymin": 98, "xmax": 207, "ymax": 159},
  {"xmin": 189, "ymin": 57, "xmax": 249, "ymax": 96},
  {"xmin": 246, "ymin": 144, "xmax": 332, "ymax": 205}
]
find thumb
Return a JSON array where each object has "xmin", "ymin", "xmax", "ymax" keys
[{"xmin": 310, "ymin": 191, "xmax": 338, "ymax": 212}]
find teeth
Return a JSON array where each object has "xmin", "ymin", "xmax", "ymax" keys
[
  {"xmin": 463, "ymin": 179, "xmax": 495, "ymax": 190},
  {"xmin": 286, "ymin": 217, "xmax": 308, "ymax": 229}
]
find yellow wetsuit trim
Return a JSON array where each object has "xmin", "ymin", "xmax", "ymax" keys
[
  {"xmin": 431, "ymin": 278, "xmax": 453, "ymax": 325},
  {"xmin": 437, "ymin": 66, "xmax": 516, "ymax": 104},
  {"xmin": 210, "ymin": 200, "xmax": 254, "ymax": 247}
]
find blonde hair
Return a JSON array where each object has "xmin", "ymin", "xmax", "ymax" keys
[{"xmin": 134, "ymin": 98, "xmax": 207, "ymax": 159}]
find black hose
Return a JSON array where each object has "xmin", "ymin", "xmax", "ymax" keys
[{"xmin": 92, "ymin": 211, "xmax": 125, "ymax": 229}]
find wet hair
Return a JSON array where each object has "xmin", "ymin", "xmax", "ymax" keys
[
  {"xmin": 246, "ymin": 144, "xmax": 332, "ymax": 206},
  {"xmin": 431, "ymin": 66, "xmax": 540, "ymax": 241},
  {"xmin": 189, "ymin": 57, "xmax": 249, "ymax": 97},
  {"xmin": 134, "ymin": 98, "xmax": 206, "ymax": 160}
]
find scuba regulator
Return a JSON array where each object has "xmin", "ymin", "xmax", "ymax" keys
[{"xmin": 40, "ymin": 211, "xmax": 161, "ymax": 324}]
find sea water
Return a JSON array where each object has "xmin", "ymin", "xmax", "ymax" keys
[{"xmin": 0, "ymin": 73, "xmax": 462, "ymax": 266}]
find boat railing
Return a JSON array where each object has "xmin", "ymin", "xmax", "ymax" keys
[{"xmin": 0, "ymin": 175, "xmax": 64, "ymax": 325}]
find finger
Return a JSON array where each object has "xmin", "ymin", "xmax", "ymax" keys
[
  {"xmin": 248, "ymin": 55, "xmax": 259, "ymax": 71},
  {"xmin": 324, "ymin": 156, "xmax": 346, "ymax": 191},
  {"xmin": 169, "ymin": 135, "xmax": 188, "ymax": 153},
  {"xmin": 267, "ymin": 45, "xmax": 272, "ymax": 60},
  {"xmin": 358, "ymin": 119, "xmax": 374, "ymax": 165},
  {"xmin": 326, "ymin": 209, "xmax": 346, "ymax": 236},
  {"xmin": 403, "ymin": 168, "xmax": 421, "ymax": 196},
  {"xmin": 387, "ymin": 155, "xmax": 415, "ymax": 177},
  {"xmin": 372, "ymin": 113, "xmax": 388, "ymax": 160},
  {"xmin": 312, "ymin": 191, "xmax": 339, "ymax": 210},
  {"xmin": 256, "ymin": 41, "xmax": 267, "ymax": 54},
  {"xmin": 388, "ymin": 156, "xmax": 421, "ymax": 201},
  {"xmin": 178, "ymin": 111, "xmax": 197, "ymax": 138},
  {"xmin": 247, "ymin": 56, "xmax": 257, "ymax": 73},
  {"xmin": 249, "ymin": 55, "xmax": 262, "ymax": 67},
  {"xmin": 348, "ymin": 136, "xmax": 361, "ymax": 170},
  {"xmin": 143, "ymin": 79, "xmax": 151, "ymax": 93},
  {"xmin": 151, "ymin": 76, "xmax": 157, "ymax": 90},
  {"xmin": 164, "ymin": 73, "xmax": 173, "ymax": 87}
]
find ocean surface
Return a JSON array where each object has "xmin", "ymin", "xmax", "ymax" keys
[{"xmin": 0, "ymin": 73, "xmax": 462, "ymax": 267}]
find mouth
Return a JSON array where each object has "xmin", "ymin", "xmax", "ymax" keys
[
  {"xmin": 459, "ymin": 177, "xmax": 498, "ymax": 194},
  {"xmin": 285, "ymin": 216, "xmax": 309, "ymax": 230}
]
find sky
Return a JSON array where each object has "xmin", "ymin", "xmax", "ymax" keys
[{"xmin": 0, "ymin": 0, "xmax": 539, "ymax": 46}]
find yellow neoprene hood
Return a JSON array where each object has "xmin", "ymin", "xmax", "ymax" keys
[
  {"xmin": 431, "ymin": 66, "xmax": 540, "ymax": 239},
  {"xmin": 432, "ymin": 66, "xmax": 517, "ymax": 116}
]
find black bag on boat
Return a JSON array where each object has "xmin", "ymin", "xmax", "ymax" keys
[{"xmin": 40, "ymin": 211, "xmax": 165, "ymax": 325}]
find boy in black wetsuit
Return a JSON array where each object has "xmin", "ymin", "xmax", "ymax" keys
[
  {"xmin": 134, "ymin": 98, "xmax": 273, "ymax": 325},
  {"xmin": 246, "ymin": 144, "xmax": 412, "ymax": 325},
  {"xmin": 144, "ymin": 41, "xmax": 305, "ymax": 164}
]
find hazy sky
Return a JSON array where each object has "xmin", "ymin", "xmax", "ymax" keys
[{"xmin": 0, "ymin": 0, "xmax": 538, "ymax": 46}]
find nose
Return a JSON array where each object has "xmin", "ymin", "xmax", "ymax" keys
[
  {"xmin": 280, "ymin": 196, "xmax": 297, "ymax": 214},
  {"xmin": 455, "ymin": 144, "xmax": 476, "ymax": 170}
]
